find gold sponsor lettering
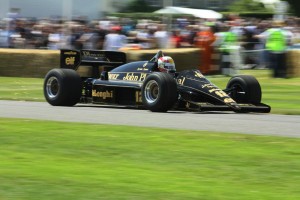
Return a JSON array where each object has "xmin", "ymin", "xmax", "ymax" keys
[
  {"xmin": 177, "ymin": 77, "xmax": 186, "ymax": 85},
  {"xmin": 135, "ymin": 91, "xmax": 142, "ymax": 103},
  {"xmin": 209, "ymin": 89, "xmax": 228, "ymax": 98},
  {"xmin": 108, "ymin": 74, "xmax": 120, "ymax": 80},
  {"xmin": 65, "ymin": 57, "xmax": 75, "ymax": 65},
  {"xmin": 202, "ymin": 84, "xmax": 215, "ymax": 89},
  {"xmin": 139, "ymin": 73, "xmax": 147, "ymax": 82},
  {"xmin": 216, "ymin": 91, "xmax": 228, "ymax": 98},
  {"xmin": 137, "ymin": 68, "xmax": 149, "ymax": 71},
  {"xmin": 92, "ymin": 90, "xmax": 113, "ymax": 99},
  {"xmin": 123, "ymin": 73, "xmax": 147, "ymax": 82},
  {"xmin": 82, "ymin": 51, "xmax": 105, "ymax": 58},
  {"xmin": 195, "ymin": 71, "xmax": 204, "ymax": 78},
  {"xmin": 123, "ymin": 73, "xmax": 139, "ymax": 81},
  {"xmin": 64, "ymin": 51, "xmax": 77, "ymax": 55},
  {"xmin": 209, "ymin": 88, "xmax": 218, "ymax": 93},
  {"xmin": 224, "ymin": 98, "xmax": 236, "ymax": 103}
]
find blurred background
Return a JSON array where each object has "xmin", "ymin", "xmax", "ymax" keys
[
  {"xmin": 0, "ymin": 0, "xmax": 299, "ymax": 76},
  {"xmin": 0, "ymin": 3, "xmax": 300, "ymax": 198}
]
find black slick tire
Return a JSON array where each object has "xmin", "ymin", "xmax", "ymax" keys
[
  {"xmin": 226, "ymin": 75, "xmax": 261, "ymax": 104},
  {"xmin": 141, "ymin": 72, "xmax": 178, "ymax": 112},
  {"xmin": 44, "ymin": 68, "xmax": 82, "ymax": 106}
]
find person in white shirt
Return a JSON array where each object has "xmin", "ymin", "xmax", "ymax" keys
[
  {"xmin": 103, "ymin": 26, "xmax": 126, "ymax": 51},
  {"xmin": 154, "ymin": 24, "xmax": 170, "ymax": 49}
]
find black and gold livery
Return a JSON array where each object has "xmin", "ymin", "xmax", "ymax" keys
[{"xmin": 44, "ymin": 50, "xmax": 271, "ymax": 113}]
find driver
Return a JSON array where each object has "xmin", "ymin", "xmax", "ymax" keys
[{"xmin": 157, "ymin": 56, "xmax": 176, "ymax": 73}]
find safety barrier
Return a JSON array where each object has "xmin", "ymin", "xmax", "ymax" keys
[
  {"xmin": 0, "ymin": 48, "xmax": 201, "ymax": 78},
  {"xmin": 0, "ymin": 47, "xmax": 299, "ymax": 78}
]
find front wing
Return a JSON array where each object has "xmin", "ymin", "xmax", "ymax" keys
[{"xmin": 177, "ymin": 101, "xmax": 271, "ymax": 113}]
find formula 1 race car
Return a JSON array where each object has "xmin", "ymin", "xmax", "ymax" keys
[{"xmin": 43, "ymin": 49, "xmax": 271, "ymax": 113}]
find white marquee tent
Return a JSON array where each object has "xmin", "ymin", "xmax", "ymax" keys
[{"xmin": 154, "ymin": 6, "xmax": 223, "ymax": 19}]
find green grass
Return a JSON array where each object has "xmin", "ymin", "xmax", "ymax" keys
[
  {"xmin": 0, "ymin": 77, "xmax": 44, "ymax": 101},
  {"xmin": 0, "ymin": 118, "xmax": 299, "ymax": 200},
  {"xmin": 0, "ymin": 69, "xmax": 300, "ymax": 114}
]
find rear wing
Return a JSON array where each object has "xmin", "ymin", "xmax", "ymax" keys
[{"xmin": 60, "ymin": 49, "xmax": 127, "ymax": 71}]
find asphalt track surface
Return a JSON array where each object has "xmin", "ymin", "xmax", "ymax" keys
[{"xmin": 0, "ymin": 100, "xmax": 300, "ymax": 138}]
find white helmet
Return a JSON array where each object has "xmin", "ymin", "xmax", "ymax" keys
[{"xmin": 157, "ymin": 56, "xmax": 176, "ymax": 73}]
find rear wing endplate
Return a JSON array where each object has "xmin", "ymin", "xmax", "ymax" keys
[{"xmin": 60, "ymin": 49, "xmax": 127, "ymax": 70}]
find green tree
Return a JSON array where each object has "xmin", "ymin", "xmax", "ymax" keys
[
  {"xmin": 120, "ymin": 0, "xmax": 156, "ymax": 13},
  {"xmin": 228, "ymin": 0, "xmax": 271, "ymax": 13},
  {"xmin": 284, "ymin": 0, "xmax": 300, "ymax": 16}
]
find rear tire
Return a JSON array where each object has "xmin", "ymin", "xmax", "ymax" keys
[
  {"xmin": 44, "ymin": 68, "xmax": 82, "ymax": 106},
  {"xmin": 226, "ymin": 75, "xmax": 261, "ymax": 104},
  {"xmin": 142, "ymin": 72, "xmax": 178, "ymax": 112}
]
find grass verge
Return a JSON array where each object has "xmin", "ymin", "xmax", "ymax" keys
[
  {"xmin": 0, "ymin": 118, "xmax": 299, "ymax": 200},
  {"xmin": 0, "ymin": 77, "xmax": 43, "ymax": 101}
]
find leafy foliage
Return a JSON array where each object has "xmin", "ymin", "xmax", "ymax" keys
[
  {"xmin": 228, "ymin": 0, "xmax": 272, "ymax": 13},
  {"xmin": 284, "ymin": 0, "xmax": 300, "ymax": 16},
  {"xmin": 120, "ymin": 0, "xmax": 158, "ymax": 13}
]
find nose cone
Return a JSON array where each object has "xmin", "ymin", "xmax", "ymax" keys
[{"xmin": 229, "ymin": 102, "xmax": 241, "ymax": 111}]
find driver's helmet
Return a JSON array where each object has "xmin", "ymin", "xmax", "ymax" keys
[{"xmin": 157, "ymin": 56, "xmax": 176, "ymax": 73}]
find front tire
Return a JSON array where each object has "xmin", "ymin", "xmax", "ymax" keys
[
  {"xmin": 44, "ymin": 68, "xmax": 82, "ymax": 106},
  {"xmin": 226, "ymin": 75, "xmax": 261, "ymax": 104},
  {"xmin": 141, "ymin": 72, "xmax": 178, "ymax": 112}
]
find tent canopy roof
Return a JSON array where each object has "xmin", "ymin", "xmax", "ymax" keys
[{"xmin": 154, "ymin": 6, "xmax": 223, "ymax": 19}]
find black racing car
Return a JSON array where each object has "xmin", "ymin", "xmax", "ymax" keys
[{"xmin": 43, "ymin": 49, "xmax": 271, "ymax": 113}]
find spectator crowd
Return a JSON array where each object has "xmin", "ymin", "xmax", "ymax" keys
[{"xmin": 1, "ymin": 14, "xmax": 300, "ymax": 76}]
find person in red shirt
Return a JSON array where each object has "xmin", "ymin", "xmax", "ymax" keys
[{"xmin": 170, "ymin": 29, "xmax": 183, "ymax": 48}]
